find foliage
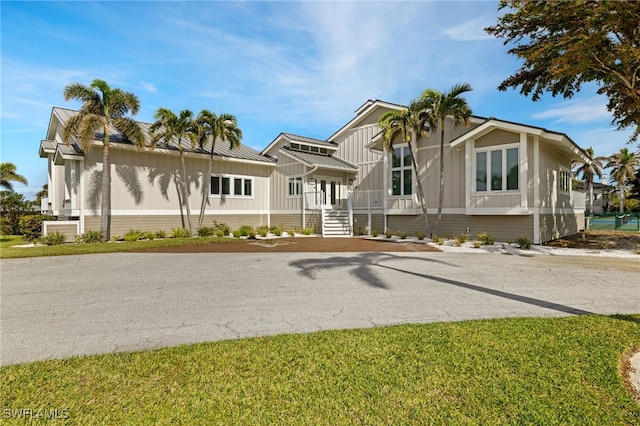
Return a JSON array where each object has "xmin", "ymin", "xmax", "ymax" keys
[
  {"xmin": 270, "ymin": 225, "xmax": 283, "ymax": 237},
  {"xmin": 77, "ymin": 230, "xmax": 103, "ymax": 244},
  {"xmin": 415, "ymin": 230, "xmax": 424, "ymax": 240},
  {"xmin": 384, "ymin": 228, "xmax": 393, "ymax": 239},
  {"xmin": 473, "ymin": 240, "xmax": 482, "ymax": 248},
  {"xmin": 63, "ymin": 79, "xmax": 145, "ymax": 241},
  {"xmin": 455, "ymin": 233, "xmax": 469, "ymax": 244},
  {"xmin": 396, "ymin": 230, "xmax": 408, "ymax": 239},
  {"xmin": 371, "ymin": 227, "xmax": 379, "ymax": 237},
  {"xmin": 485, "ymin": 0, "xmax": 640, "ymax": 143},
  {"xmin": 257, "ymin": 225, "xmax": 270, "ymax": 237},
  {"xmin": 606, "ymin": 148, "xmax": 639, "ymax": 213},
  {"xmin": 476, "ymin": 232, "xmax": 496, "ymax": 245},
  {"xmin": 43, "ymin": 231, "xmax": 66, "ymax": 246},
  {"xmin": 0, "ymin": 162, "xmax": 28, "ymax": 192},
  {"xmin": 300, "ymin": 227, "xmax": 313, "ymax": 236},
  {"xmin": 171, "ymin": 228, "xmax": 191, "ymax": 238},
  {"xmin": 142, "ymin": 230, "xmax": 156, "ymax": 240},
  {"xmin": 155, "ymin": 230, "xmax": 167, "ymax": 239},
  {"xmin": 431, "ymin": 235, "xmax": 445, "ymax": 245},
  {"xmin": 197, "ymin": 226, "xmax": 215, "ymax": 237},
  {"xmin": 18, "ymin": 214, "xmax": 52, "ymax": 242},
  {"xmin": 515, "ymin": 236, "xmax": 533, "ymax": 250},
  {"xmin": 233, "ymin": 225, "xmax": 255, "ymax": 238},
  {"xmin": 212, "ymin": 221, "xmax": 231, "ymax": 237},
  {"xmin": 124, "ymin": 229, "xmax": 143, "ymax": 242},
  {"xmin": 354, "ymin": 226, "xmax": 367, "ymax": 236},
  {"xmin": 0, "ymin": 190, "xmax": 33, "ymax": 235}
]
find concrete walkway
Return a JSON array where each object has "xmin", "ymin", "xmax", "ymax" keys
[{"xmin": 1, "ymin": 251, "xmax": 639, "ymax": 366}]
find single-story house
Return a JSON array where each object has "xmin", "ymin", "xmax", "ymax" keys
[{"xmin": 40, "ymin": 100, "xmax": 590, "ymax": 243}]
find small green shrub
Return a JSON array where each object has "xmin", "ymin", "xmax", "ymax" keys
[
  {"xmin": 354, "ymin": 227, "xmax": 366, "ymax": 236},
  {"xmin": 515, "ymin": 236, "xmax": 533, "ymax": 250},
  {"xmin": 43, "ymin": 231, "xmax": 66, "ymax": 246},
  {"xmin": 455, "ymin": 233, "xmax": 469, "ymax": 244},
  {"xmin": 415, "ymin": 231, "xmax": 424, "ymax": 240},
  {"xmin": 257, "ymin": 225, "xmax": 270, "ymax": 237},
  {"xmin": 477, "ymin": 232, "xmax": 496, "ymax": 245},
  {"xmin": 397, "ymin": 230, "xmax": 408, "ymax": 239},
  {"xmin": 432, "ymin": 235, "xmax": 445, "ymax": 245},
  {"xmin": 78, "ymin": 230, "xmax": 103, "ymax": 243},
  {"xmin": 473, "ymin": 240, "xmax": 482, "ymax": 248},
  {"xmin": 234, "ymin": 225, "xmax": 255, "ymax": 238},
  {"xmin": 385, "ymin": 228, "xmax": 393, "ymax": 239},
  {"xmin": 444, "ymin": 233, "xmax": 452, "ymax": 240},
  {"xmin": 197, "ymin": 226, "xmax": 215, "ymax": 237},
  {"xmin": 111, "ymin": 235, "xmax": 122, "ymax": 242},
  {"xmin": 453, "ymin": 237, "xmax": 462, "ymax": 247},
  {"xmin": 171, "ymin": 228, "xmax": 190, "ymax": 238},
  {"xmin": 19, "ymin": 214, "xmax": 51, "ymax": 242},
  {"xmin": 300, "ymin": 227, "xmax": 313, "ymax": 235},
  {"xmin": 212, "ymin": 221, "xmax": 231, "ymax": 237},
  {"xmin": 142, "ymin": 230, "xmax": 156, "ymax": 240},
  {"xmin": 270, "ymin": 225, "xmax": 283, "ymax": 236},
  {"xmin": 371, "ymin": 227, "xmax": 379, "ymax": 237},
  {"xmin": 124, "ymin": 229, "xmax": 143, "ymax": 242},
  {"xmin": 155, "ymin": 230, "xmax": 167, "ymax": 239}
]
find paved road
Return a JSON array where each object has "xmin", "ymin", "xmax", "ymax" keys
[{"xmin": 1, "ymin": 251, "xmax": 639, "ymax": 366}]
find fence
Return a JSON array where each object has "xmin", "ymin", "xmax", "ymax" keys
[{"xmin": 587, "ymin": 213, "xmax": 640, "ymax": 231}]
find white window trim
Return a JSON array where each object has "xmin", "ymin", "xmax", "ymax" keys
[
  {"xmin": 389, "ymin": 144, "xmax": 414, "ymax": 198},
  {"xmin": 558, "ymin": 165, "xmax": 572, "ymax": 194},
  {"xmin": 472, "ymin": 142, "xmax": 520, "ymax": 193},
  {"xmin": 287, "ymin": 177, "xmax": 303, "ymax": 197},
  {"xmin": 210, "ymin": 174, "xmax": 254, "ymax": 198}
]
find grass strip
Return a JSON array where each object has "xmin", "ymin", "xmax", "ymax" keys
[
  {"xmin": 2, "ymin": 315, "xmax": 639, "ymax": 424},
  {"xmin": 0, "ymin": 235, "xmax": 235, "ymax": 259}
]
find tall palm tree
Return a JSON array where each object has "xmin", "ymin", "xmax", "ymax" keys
[
  {"xmin": 0, "ymin": 162, "xmax": 28, "ymax": 192},
  {"xmin": 195, "ymin": 109, "xmax": 242, "ymax": 229},
  {"xmin": 63, "ymin": 79, "xmax": 145, "ymax": 241},
  {"xmin": 418, "ymin": 83, "xmax": 473, "ymax": 236},
  {"xmin": 605, "ymin": 147, "xmax": 639, "ymax": 213},
  {"xmin": 378, "ymin": 98, "xmax": 432, "ymax": 235},
  {"xmin": 149, "ymin": 108, "xmax": 199, "ymax": 233},
  {"xmin": 572, "ymin": 147, "xmax": 604, "ymax": 215}
]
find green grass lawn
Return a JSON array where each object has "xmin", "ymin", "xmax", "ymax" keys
[
  {"xmin": 2, "ymin": 315, "xmax": 639, "ymax": 424},
  {"xmin": 0, "ymin": 235, "xmax": 235, "ymax": 259}
]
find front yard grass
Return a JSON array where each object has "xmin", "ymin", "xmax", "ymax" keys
[
  {"xmin": 1, "ymin": 315, "xmax": 639, "ymax": 424},
  {"xmin": 0, "ymin": 235, "xmax": 235, "ymax": 259}
]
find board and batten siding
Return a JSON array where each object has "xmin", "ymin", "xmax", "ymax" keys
[
  {"xmin": 82, "ymin": 147, "xmax": 271, "ymax": 215},
  {"xmin": 539, "ymin": 213, "xmax": 583, "ymax": 243},
  {"xmin": 537, "ymin": 142, "xmax": 573, "ymax": 211}
]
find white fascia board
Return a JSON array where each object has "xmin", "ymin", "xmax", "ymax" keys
[
  {"xmin": 465, "ymin": 207, "xmax": 533, "ymax": 215},
  {"xmin": 261, "ymin": 133, "xmax": 288, "ymax": 156},
  {"xmin": 329, "ymin": 100, "xmax": 404, "ymax": 142}
]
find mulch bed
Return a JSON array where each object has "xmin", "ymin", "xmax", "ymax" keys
[{"xmin": 142, "ymin": 237, "xmax": 441, "ymax": 253}]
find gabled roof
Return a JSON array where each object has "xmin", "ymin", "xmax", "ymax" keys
[
  {"xmin": 48, "ymin": 107, "xmax": 274, "ymax": 165},
  {"xmin": 280, "ymin": 146, "xmax": 358, "ymax": 172},
  {"xmin": 261, "ymin": 132, "xmax": 337, "ymax": 156},
  {"xmin": 449, "ymin": 117, "xmax": 591, "ymax": 163}
]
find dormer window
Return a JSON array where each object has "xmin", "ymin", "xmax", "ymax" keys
[{"xmin": 289, "ymin": 142, "xmax": 329, "ymax": 156}]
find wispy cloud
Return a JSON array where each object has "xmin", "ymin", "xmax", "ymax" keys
[
  {"xmin": 441, "ymin": 16, "xmax": 495, "ymax": 41},
  {"xmin": 139, "ymin": 82, "xmax": 158, "ymax": 93},
  {"xmin": 533, "ymin": 97, "xmax": 612, "ymax": 124}
]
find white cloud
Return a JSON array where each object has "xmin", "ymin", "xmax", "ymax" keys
[
  {"xmin": 441, "ymin": 16, "xmax": 495, "ymax": 41},
  {"xmin": 533, "ymin": 97, "xmax": 612, "ymax": 124},
  {"xmin": 140, "ymin": 81, "xmax": 158, "ymax": 93}
]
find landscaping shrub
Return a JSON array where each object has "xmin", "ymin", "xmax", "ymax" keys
[
  {"xmin": 270, "ymin": 225, "xmax": 283, "ymax": 236},
  {"xmin": 155, "ymin": 230, "xmax": 167, "ymax": 239},
  {"xmin": 300, "ymin": 227, "xmax": 313, "ymax": 235},
  {"xmin": 415, "ymin": 231, "xmax": 425, "ymax": 240},
  {"xmin": 142, "ymin": 230, "xmax": 156, "ymax": 240},
  {"xmin": 171, "ymin": 228, "xmax": 190, "ymax": 238},
  {"xmin": 456, "ymin": 233, "xmax": 469, "ymax": 243},
  {"xmin": 385, "ymin": 228, "xmax": 393, "ymax": 239},
  {"xmin": 19, "ymin": 214, "xmax": 52, "ymax": 242},
  {"xmin": 397, "ymin": 230, "xmax": 408, "ymax": 239},
  {"xmin": 197, "ymin": 226, "xmax": 215, "ymax": 237},
  {"xmin": 257, "ymin": 225, "xmax": 270, "ymax": 237},
  {"xmin": 371, "ymin": 227, "xmax": 379, "ymax": 237},
  {"xmin": 234, "ymin": 225, "xmax": 255, "ymax": 238},
  {"xmin": 124, "ymin": 229, "xmax": 143, "ymax": 242},
  {"xmin": 211, "ymin": 221, "xmax": 231, "ymax": 237},
  {"xmin": 477, "ymin": 232, "xmax": 496, "ymax": 245},
  {"xmin": 43, "ymin": 231, "xmax": 66, "ymax": 245},
  {"xmin": 77, "ymin": 230, "xmax": 103, "ymax": 243},
  {"xmin": 432, "ymin": 235, "xmax": 445, "ymax": 245},
  {"xmin": 516, "ymin": 236, "xmax": 533, "ymax": 250}
]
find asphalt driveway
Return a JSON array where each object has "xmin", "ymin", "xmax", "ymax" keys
[{"xmin": 1, "ymin": 251, "xmax": 639, "ymax": 366}]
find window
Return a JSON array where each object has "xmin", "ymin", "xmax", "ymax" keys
[
  {"xmin": 559, "ymin": 167, "xmax": 571, "ymax": 193},
  {"xmin": 288, "ymin": 177, "xmax": 302, "ymax": 196},
  {"xmin": 391, "ymin": 145, "xmax": 412, "ymax": 196},
  {"xmin": 475, "ymin": 146, "xmax": 519, "ymax": 192},
  {"xmin": 211, "ymin": 175, "xmax": 253, "ymax": 197}
]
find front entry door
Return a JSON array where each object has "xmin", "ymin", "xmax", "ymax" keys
[{"xmin": 319, "ymin": 178, "xmax": 341, "ymax": 208}]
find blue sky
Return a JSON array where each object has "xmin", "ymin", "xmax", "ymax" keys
[{"xmin": 1, "ymin": 0, "xmax": 632, "ymax": 199}]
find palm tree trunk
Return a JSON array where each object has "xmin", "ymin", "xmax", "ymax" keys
[
  {"xmin": 619, "ymin": 183, "xmax": 624, "ymax": 213},
  {"xmin": 588, "ymin": 182, "xmax": 594, "ymax": 216},
  {"xmin": 407, "ymin": 140, "xmax": 431, "ymax": 236},
  {"xmin": 197, "ymin": 157, "xmax": 213, "ymax": 229},
  {"xmin": 179, "ymin": 151, "xmax": 194, "ymax": 234},
  {"xmin": 434, "ymin": 126, "xmax": 445, "ymax": 236},
  {"xmin": 100, "ymin": 134, "xmax": 111, "ymax": 242}
]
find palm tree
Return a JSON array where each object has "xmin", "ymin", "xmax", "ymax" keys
[
  {"xmin": 572, "ymin": 147, "xmax": 604, "ymax": 216},
  {"xmin": 378, "ymin": 98, "xmax": 432, "ymax": 235},
  {"xmin": 63, "ymin": 79, "xmax": 145, "ymax": 241},
  {"xmin": 195, "ymin": 110, "xmax": 242, "ymax": 229},
  {"xmin": 418, "ymin": 83, "xmax": 473, "ymax": 236},
  {"xmin": 0, "ymin": 162, "xmax": 28, "ymax": 192},
  {"xmin": 149, "ymin": 108, "xmax": 199, "ymax": 233},
  {"xmin": 605, "ymin": 147, "xmax": 639, "ymax": 213}
]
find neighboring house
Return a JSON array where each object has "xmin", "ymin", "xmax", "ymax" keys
[{"xmin": 40, "ymin": 100, "xmax": 590, "ymax": 243}]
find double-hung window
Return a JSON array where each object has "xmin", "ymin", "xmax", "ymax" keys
[
  {"xmin": 211, "ymin": 175, "xmax": 253, "ymax": 197},
  {"xmin": 475, "ymin": 146, "xmax": 519, "ymax": 192},
  {"xmin": 558, "ymin": 167, "xmax": 571, "ymax": 193},
  {"xmin": 391, "ymin": 145, "xmax": 412, "ymax": 196}
]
